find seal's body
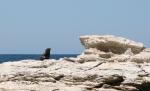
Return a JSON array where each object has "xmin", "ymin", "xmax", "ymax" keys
[{"xmin": 40, "ymin": 48, "xmax": 51, "ymax": 60}]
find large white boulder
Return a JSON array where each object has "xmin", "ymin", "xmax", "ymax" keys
[{"xmin": 80, "ymin": 35, "xmax": 144, "ymax": 54}]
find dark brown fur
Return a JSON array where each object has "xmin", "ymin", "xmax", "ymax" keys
[{"xmin": 40, "ymin": 48, "xmax": 51, "ymax": 60}]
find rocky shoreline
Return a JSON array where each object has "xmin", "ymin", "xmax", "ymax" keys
[{"xmin": 0, "ymin": 35, "xmax": 150, "ymax": 91}]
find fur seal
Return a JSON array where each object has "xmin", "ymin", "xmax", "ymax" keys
[{"xmin": 40, "ymin": 48, "xmax": 51, "ymax": 60}]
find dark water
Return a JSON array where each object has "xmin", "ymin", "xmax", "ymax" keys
[{"xmin": 0, "ymin": 54, "xmax": 78, "ymax": 63}]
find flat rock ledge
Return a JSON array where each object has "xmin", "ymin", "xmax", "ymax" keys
[{"xmin": 0, "ymin": 35, "xmax": 150, "ymax": 91}]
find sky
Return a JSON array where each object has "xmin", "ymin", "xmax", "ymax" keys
[{"xmin": 0, "ymin": 0, "xmax": 150, "ymax": 54}]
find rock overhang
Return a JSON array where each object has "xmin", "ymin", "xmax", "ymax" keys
[{"xmin": 80, "ymin": 35, "xmax": 144, "ymax": 54}]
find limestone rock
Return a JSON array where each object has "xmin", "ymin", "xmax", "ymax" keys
[
  {"xmin": 131, "ymin": 51, "xmax": 150, "ymax": 63},
  {"xmin": 0, "ymin": 59, "xmax": 150, "ymax": 91},
  {"xmin": 80, "ymin": 35, "xmax": 144, "ymax": 54},
  {"xmin": 84, "ymin": 48, "xmax": 114, "ymax": 58},
  {"xmin": 108, "ymin": 54, "xmax": 131, "ymax": 62},
  {"xmin": 143, "ymin": 48, "xmax": 150, "ymax": 52},
  {"xmin": 0, "ymin": 35, "xmax": 150, "ymax": 91}
]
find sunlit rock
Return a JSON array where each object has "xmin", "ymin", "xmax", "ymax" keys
[
  {"xmin": 80, "ymin": 35, "xmax": 144, "ymax": 54},
  {"xmin": 0, "ymin": 35, "xmax": 150, "ymax": 91}
]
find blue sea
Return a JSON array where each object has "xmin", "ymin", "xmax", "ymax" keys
[{"xmin": 0, "ymin": 54, "xmax": 78, "ymax": 63}]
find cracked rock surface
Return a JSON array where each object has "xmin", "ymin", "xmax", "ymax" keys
[{"xmin": 0, "ymin": 35, "xmax": 150, "ymax": 91}]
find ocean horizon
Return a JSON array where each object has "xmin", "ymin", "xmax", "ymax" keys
[{"xmin": 0, "ymin": 54, "xmax": 79, "ymax": 63}]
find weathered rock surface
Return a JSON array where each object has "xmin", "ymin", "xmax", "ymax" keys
[
  {"xmin": 80, "ymin": 35, "xmax": 144, "ymax": 54},
  {"xmin": 0, "ymin": 35, "xmax": 150, "ymax": 91}
]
